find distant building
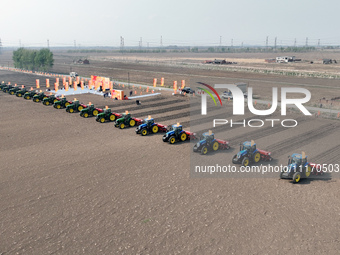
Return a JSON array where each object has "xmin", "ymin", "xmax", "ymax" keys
[{"xmin": 276, "ymin": 56, "xmax": 296, "ymax": 63}]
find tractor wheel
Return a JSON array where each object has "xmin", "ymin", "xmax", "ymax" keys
[
  {"xmin": 152, "ymin": 125, "xmax": 159, "ymax": 133},
  {"xmin": 84, "ymin": 112, "xmax": 89, "ymax": 118},
  {"xmin": 141, "ymin": 129, "xmax": 148, "ymax": 136},
  {"xmin": 100, "ymin": 117, "xmax": 105, "ymax": 123},
  {"xmin": 93, "ymin": 110, "xmax": 99, "ymax": 116},
  {"xmin": 129, "ymin": 119, "xmax": 136, "ymax": 127},
  {"xmin": 56, "ymin": 104, "xmax": 61, "ymax": 109},
  {"xmin": 201, "ymin": 146, "xmax": 208, "ymax": 155},
  {"xmin": 305, "ymin": 165, "xmax": 312, "ymax": 178},
  {"xmin": 43, "ymin": 96, "xmax": 48, "ymax": 99},
  {"xmin": 69, "ymin": 108, "xmax": 74, "ymax": 113},
  {"xmin": 242, "ymin": 157, "xmax": 250, "ymax": 167},
  {"xmin": 34, "ymin": 98, "xmax": 39, "ymax": 102},
  {"xmin": 78, "ymin": 105, "xmax": 83, "ymax": 111},
  {"xmin": 109, "ymin": 114, "xmax": 116, "ymax": 122},
  {"xmin": 212, "ymin": 141, "xmax": 219, "ymax": 151},
  {"xmin": 53, "ymin": 99, "xmax": 58, "ymax": 103},
  {"xmin": 45, "ymin": 101, "xmax": 50, "ymax": 106},
  {"xmin": 253, "ymin": 152, "xmax": 261, "ymax": 163},
  {"xmin": 293, "ymin": 172, "xmax": 301, "ymax": 183},
  {"xmin": 26, "ymin": 96, "xmax": 30, "ymax": 100},
  {"xmin": 232, "ymin": 155, "xmax": 239, "ymax": 164},
  {"xmin": 169, "ymin": 136, "xmax": 176, "ymax": 144},
  {"xmin": 120, "ymin": 123, "xmax": 125, "ymax": 129},
  {"xmin": 10, "ymin": 91, "xmax": 14, "ymax": 95},
  {"xmin": 180, "ymin": 133, "xmax": 187, "ymax": 141},
  {"xmin": 18, "ymin": 93, "xmax": 22, "ymax": 97},
  {"xmin": 65, "ymin": 102, "xmax": 70, "ymax": 107}
]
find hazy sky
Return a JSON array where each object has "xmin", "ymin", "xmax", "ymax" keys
[{"xmin": 1, "ymin": 0, "xmax": 339, "ymax": 47}]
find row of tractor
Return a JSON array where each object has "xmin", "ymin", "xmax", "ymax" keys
[{"xmin": 1, "ymin": 82, "xmax": 324, "ymax": 183}]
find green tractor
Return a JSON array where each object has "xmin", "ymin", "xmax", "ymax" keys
[
  {"xmin": 66, "ymin": 99, "xmax": 87, "ymax": 113},
  {"xmin": 42, "ymin": 94, "xmax": 59, "ymax": 106},
  {"xmin": 96, "ymin": 107, "xmax": 121, "ymax": 123},
  {"xmin": 0, "ymin": 82, "xmax": 7, "ymax": 91},
  {"xmin": 23, "ymin": 90, "xmax": 38, "ymax": 100},
  {"xmin": 16, "ymin": 87, "xmax": 28, "ymax": 97},
  {"xmin": 33, "ymin": 91, "xmax": 49, "ymax": 102},
  {"xmin": 80, "ymin": 104, "xmax": 103, "ymax": 118},
  {"xmin": 53, "ymin": 97, "xmax": 72, "ymax": 109},
  {"xmin": 8, "ymin": 86, "xmax": 21, "ymax": 95},
  {"xmin": 2, "ymin": 84, "xmax": 13, "ymax": 93},
  {"xmin": 114, "ymin": 111, "xmax": 143, "ymax": 129}
]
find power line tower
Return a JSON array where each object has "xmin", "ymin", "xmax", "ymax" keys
[
  {"xmin": 219, "ymin": 36, "xmax": 222, "ymax": 47},
  {"xmin": 294, "ymin": 38, "xmax": 297, "ymax": 47},
  {"xmin": 305, "ymin": 37, "xmax": 308, "ymax": 47},
  {"xmin": 265, "ymin": 36, "xmax": 268, "ymax": 50},
  {"xmin": 139, "ymin": 37, "xmax": 142, "ymax": 49},
  {"xmin": 0, "ymin": 38, "xmax": 2, "ymax": 55},
  {"xmin": 120, "ymin": 36, "xmax": 124, "ymax": 51},
  {"xmin": 74, "ymin": 40, "xmax": 76, "ymax": 49},
  {"xmin": 274, "ymin": 37, "xmax": 277, "ymax": 51},
  {"xmin": 47, "ymin": 39, "xmax": 49, "ymax": 49},
  {"xmin": 318, "ymin": 39, "xmax": 320, "ymax": 47},
  {"xmin": 160, "ymin": 36, "xmax": 163, "ymax": 47}
]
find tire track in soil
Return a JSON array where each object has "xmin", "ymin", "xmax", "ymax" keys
[
  {"xmin": 111, "ymin": 98, "xmax": 188, "ymax": 113},
  {"xmin": 134, "ymin": 103, "xmax": 191, "ymax": 118},
  {"xmin": 267, "ymin": 123, "xmax": 339, "ymax": 156},
  {"xmin": 104, "ymin": 97, "xmax": 179, "ymax": 111},
  {"xmin": 312, "ymin": 145, "xmax": 340, "ymax": 164},
  {"xmin": 226, "ymin": 117, "xmax": 313, "ymax": 145}
]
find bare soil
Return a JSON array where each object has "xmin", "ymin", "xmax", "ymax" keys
[{"xmin": 0, "ymin": 51, "xmax": 340, "ymax": 254}]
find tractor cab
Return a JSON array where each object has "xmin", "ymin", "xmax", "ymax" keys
[
  {"xmin": 123, "ymin": 113, "xmax": 131, "ymax": 120},
  {"xmin": 201, "ymin": 132, "xmax": 215, "ymax": 144},
  {"xmin": 172, "ymin": 124, "xmax": 183, "ymax": 135},
  {"xmin": 240, "ymin": 141, "xmax": 256, "ymax": 153},
  {"xmin": 104, "ymin": 107, "xmax": 111, "ymax": 114},
  {"xmin": 288, "ymin": 153, "xmax": 307, "ymax": 167},
  {"xmin": 144, "ymin": 118, "xmax": 154, "ymax": 127}
]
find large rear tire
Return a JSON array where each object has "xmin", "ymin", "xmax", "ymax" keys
[
  {"xmin": 253, "ymin": 152, "xmax": 261, "ymax": 163},
  {"xmin": 212, "ymin": 141, "xmax": 219, "ymax": 151},
  {"xmin": 109, "ymin": 114, "xmax": 116, "ymax": 122},
  {"xmin": 180, "ymin": 133, "xmax": 187, "ymax": 141},
  {"xmin": 84, "ymin": 112, "xmax": 89, "ymax": 118},
  {"xmin": 152, "ymin": 125, "xmax": 159, "ymax": 133},
  {"xmin": 78, "ymin": 105, "xmax": 83, "ymax": 111},
  {"xmin": 93, "ymin": 110, "xmax": 99, "ymax": 116},
  {"xmin": 305, "ymin": 165, "xmax": 312, "ymax": 178},
  {"xmin": 129, "ymin": 119, "xmax": 136, "ymax": 127}
]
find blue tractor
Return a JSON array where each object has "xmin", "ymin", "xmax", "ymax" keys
[
  {"xmin": 193, "ymin": 131, "xmax": 230, "ymax": 155},
  {"xmin": 162, "ymin": 123, "xmax": 196, "ymax": 144},
  {"xmin": 232, "ymin": 141, "xmax": 272, "ymax": 167},
  {"xmin": 280, "ymin": 152, "xmax": 312, "ymax": 183},
  {"xmin": 135, "ymin": 116, "xmax": 167, "ymax": 136}
]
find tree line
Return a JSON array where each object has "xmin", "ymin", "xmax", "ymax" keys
[{"xmin": 12, "ymin": 48, "xmax": 54, "ymax": 71}]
